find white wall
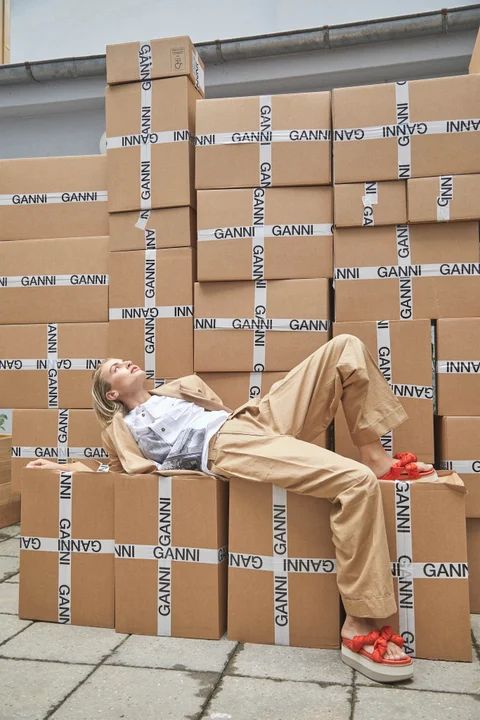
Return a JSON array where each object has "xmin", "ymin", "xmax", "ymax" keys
[{"xmin": 11, "ymin": 0, "xmax": 469, "ymax": 62}]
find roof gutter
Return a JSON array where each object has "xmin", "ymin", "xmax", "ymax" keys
[{"xmin": 1, "ymin": 4, "xmax": 479, "ymax": 86}]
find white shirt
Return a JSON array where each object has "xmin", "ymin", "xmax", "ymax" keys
[{"xmin": 123, "ymin": 394, "xmax": 228, "ymax": 476}]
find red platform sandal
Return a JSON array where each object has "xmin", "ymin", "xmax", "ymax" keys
[
  {"xmin": 378, "ymin": 452, "xmax": 438, "ymax": 481},
  {"xmin": 341, "ymin": 625, "xmax": 413, "ymax": 683}
]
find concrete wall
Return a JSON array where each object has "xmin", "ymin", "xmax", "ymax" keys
[{"xmin": 11, "ymin": 0, "xmax": 465, "ymax": 62}]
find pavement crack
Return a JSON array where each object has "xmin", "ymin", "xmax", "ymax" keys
[{"xmin": 197, "ymin": 642, "xmax": 241, "ymax": 720}]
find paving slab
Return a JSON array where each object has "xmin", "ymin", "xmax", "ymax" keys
[
  {"xmin": 0, "ymin": 524, "xmax": 20, "ymax": 541},
  {"xmin": 51, "ymin": 665, "xmax": 218, "ymax": 720},
  {"xmin": 0, "ymin": 657, "xmax": 93, "ymax": 720},
  {"xmin": 0, "ymin": 537, "xmax": 19, "ymax": 557},
  {"xmin": 5, "ymin": 572, "xmax": 18, "ymax": 583},
  {"xmin": 0, "ymin": 555, "xmax": 18, "ymax": 581},
  {"xmin": 0, "ymin": 580, "xmax": 18, "ymax": 614},
  {"xmin": 355, "ymin": 654, "xmax": 480, "ymax": 694},
  {"xmin": 0, "ymin": 614, "xmax": 32, "ymax": 645},
  {"xmin": 229, "ymin": 643, "xmax": 352, "ymax": 685},
  {"xmin": 106, "ymin": 634, "xmax": 237, "ymax": 673},
  {"xmin": 355, "ymin": 686, "xmax": 479, "ymax": 719},
  {"xmin": 0, "ymin": 622, "xmax": 127, "ymax": 664},
  {"xmin": 205, "ymin": 676, "xmax": 351, "ymax": 720}
]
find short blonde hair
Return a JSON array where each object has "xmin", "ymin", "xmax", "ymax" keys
[{"xmin": 91, "ymin": 360, "xmax": 125, "ymax": 428}]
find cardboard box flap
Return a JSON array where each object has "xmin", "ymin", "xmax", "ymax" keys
[{"xmin": 424, "ymin": 470, "xmax": 466, "ymax": 494}]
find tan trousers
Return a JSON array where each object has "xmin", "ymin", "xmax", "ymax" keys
[{"xmin": 207, "ymin": 333, "xmax": 409, "ymax": 618}]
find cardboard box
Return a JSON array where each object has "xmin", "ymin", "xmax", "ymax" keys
[
  {"xmin": 333, "ymin": 75, "xmax": 480, "ymax": 183},
  {"xmin": 437, "ymin": 417, "xmax": 480, "ymax": 519},
  {"xmin": 228, "ymin": 478, "xmax": 340, "ymax": 648},
  {"xmin": 114, "ymin": 473, "xmax": 228, "ymax": 638},
  {"xmin": 436, "ymin": 318, "xmax": 480, "ymax": 416},
  {"xmin": 0, "ymin": 155, "xmax": 108, "ymax": 242},
  {"xmin": 0, "ymin": 436, "xmax": 18, "ymax": 529},
  {"xmin": 106, "ymin": 77, "xmax": 199, "ymax": 213},
  {"xmin": 109, "ymin": 207, "xmax": 195, "ymax": 252},
  {"xmin": 469, "ymin": 27, "xmax": 480, "ymax": 74},
  {"xmin": 195, "ymin": 91, "xmax": 331, "ymax": 189},
  {"xmin": 194, "ymin": 278, "xmax": 331, "ymax": 372},
  {"xmin": 334, "ymin": 222, "xmax": 480, "ymax": 321},
  {"xmin": 106, "ymin": 35, "xmax": 204, "ymax": 93},
  {"xmin": 0, "ymin": 482, "xmax": 20, "ymax": 529},
  {"xmin": 0, "ymin": 236, "xmax": 109, "ymax": 325},
  {"xmin": 334, "ymin": 181, "xmax": 407, "ymax": 228},
  {"xmin": 0, "ymin": 323, "xmax": 107, "ymax": 409},
  {"xmin": 19, "ymin": 469, "xmax": 114, "ymax": 627},
  {"xmin": 333, "ymin": 320, "xmax": 434, "ymax": 463},
  {"xmin": 109, "ymin": 247, "xmax": 194, "ymax": 380},
  {"xmin": 467, "ymin": 519, "xmax": 480, "ymax": 613},
  {"xmin": 197, "ymin": 371, "xmax": 287, "ymax": 411},
  {"xmin": 380, "ymin": 473, "xmax": 471, "ymax": 661},
  {"xmin": 197, "ymin": 187, "xmax": 333, "ymax": 281},
  {"xmin": 11, "ymin": 409, "xmax": 108, "ymax": 494},
  {"xmin": 408, "ymin": 175, "xmax": 480, "ymax": 223}
]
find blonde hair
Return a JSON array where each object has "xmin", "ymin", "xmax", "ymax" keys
[{"xmin": 91, "ymin": 360, "xmax": 126, "ymax": 428}]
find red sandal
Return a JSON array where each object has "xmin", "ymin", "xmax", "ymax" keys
[
  {"xmin": 341, "ymin": 625, "xmax": 413, "ymax": 683},
  {"xmin": 378, "ymin": 452, "xmax": 438, "ymax": 481}
]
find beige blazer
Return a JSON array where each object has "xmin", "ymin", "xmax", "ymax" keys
[{"xmin": 73, "ymin": 374, "xmax": 236, "ymax": 476}]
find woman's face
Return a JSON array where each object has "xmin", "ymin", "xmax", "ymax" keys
[{"xmin": 100, "ymin": 359, "xmax": 146, "ymax": 402}]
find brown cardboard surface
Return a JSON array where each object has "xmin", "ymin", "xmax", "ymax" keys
[
  {"xmin": 19, "ymin": 469, "xmax": 115, "ymax": 627},
  {"xmin": 228, "ymin": 478, "xmax": 340, "ymax": 648},
  {"xmin": 408, "ymin": 175, "xmax": 480, "ymax": 223},
  {"xmin": 106, "ymin": 36, "xmax": 204, "ymax": 92},
  {"xmin": 109, "ymin": 207, "xmax": 195, "ymax": 251},
  {"xmin": 106, "ymin": 77, "xmax": 199, "ymax": 212},
  {"xmin": 437, "ymin": 417, "xmax": 480, "ymax": 518},
  {"xmin": 194, "ymin": 278, "xmax": 331, "ymax": 372},
  {"xmin": 333, "ymin": 320, "xmax": 434, "ymax": 463},
  {"xmin": 0, "ymin": 482, "xmax": 20, "ymax": 528},
  {"xmin": 0, "ymin": 436, "xmax": 17, "ymax": 528},
  {"xmin": 0, "ymin": 435, "xmax": 11, "ymax": 479},
  {"xmin": 197, "ymin": 187, "xmax": 333, "ymax": 281},
  {"xmin": 333, "ymin": 75, "xmax": 480, "ymax": 182},
  {"xmin": 467, "ymin": 519, "xmax": 480, "ymax": 612},
  {"xmin": 114, "ymin": 473, "xmax": 228, "ymax": 638},
  {"xmin": 334, "ymin": 222, "xmax": 480, "ymax": 321},
  {"xmin": 108, "ymin": 247, "xmax": 194, "ymax": 380},
  {"xmin": 195, "ymin": 91, "xmax": 331, "ymax": 189},
  {"xmin": 0, "ymin": 155, "xmax": 108, "ymax": 242},
  {"xmin": 0, "ymin": 323, "xmax": 107, "ymax": 409},
  {"xmin": 469, "ymin": 28, "xmax": 480, "ymax": 74},
  {"xmin": 197, "ymin": 371, "xmax": 287, "ymax": 411},
  {"xmin": 380, "ymin": 473, "xmax": 471, "ymax": 661},
  {"xmin": 436, "ymin": 318, "xmax": 480, "ymax": 415},
  {"xmin": 334, "ymin": 181, "xmax": 407, "ymax": 228},
  {"xmin": 0, "ymin": 236, "xmax": 109, "ymax": 325},
  {"xmin": 11, "ymin": 409, "xmax": 107, "ymax": 494}
]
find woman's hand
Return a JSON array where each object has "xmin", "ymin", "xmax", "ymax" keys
[{"xmin": 25, "ymin": 459, "xmax": 68, "ymax": 471}]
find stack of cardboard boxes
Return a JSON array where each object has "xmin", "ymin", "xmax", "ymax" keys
[
  {"xmin": 9, "ymin": 32, "xmax": 478, "ymax": 661},
  {"xmin": 331, "ymin": 69, "xmax": 480, "ymax": 627},
  {"xmin": 194, "ymin": 90, "xmax": 333, "ymax": 410},
  {"xmin": 100, "ymin": 37, "xmax": 233, "ymax": 638},
  {"xmin": 0, "ymin": 155, "xmax": 112, "ymax": 504},
  {"xmin": 193, "ymin": 88, "xmax": 340, "ymax": 647},
  {"xmin": 106, "ymin": 36, "xmax": 204, "ymax": 384}
]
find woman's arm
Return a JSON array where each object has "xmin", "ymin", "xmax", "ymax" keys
[{"xmin": 25, "ymin": 431, "xmax": 125, "ymax": 474}]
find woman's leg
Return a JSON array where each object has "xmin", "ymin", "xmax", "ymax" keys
[{"xmin": 211, "ymin": 334, "xmax": 424, "ymax": 658}]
